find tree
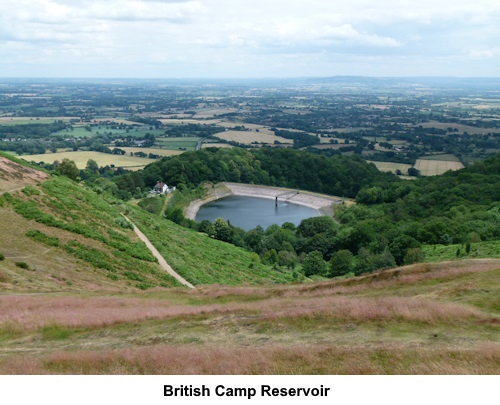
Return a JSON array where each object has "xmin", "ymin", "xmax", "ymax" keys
[
  {"xmin": 329, "ymin": 249, "xmax": 353, "ymax": 277},
  {"xmin": 165, "ymin": 208, "xmax": 184, "ymax": 225},
  {"xmin": 302, "ymin": 250, "xmax": 327, "ymax": 277},
  {"xmin": 389, "ymin": 235, "xmax": 421, "ymax": 265},
  {"xmin": 403, "ymin": 247, "xmax": 425, "ymax": 265},
  {"xmin": 408, "ymin": 167, "xmax": 420, "ymax": 177},
  {"xmin": 56, "ymin": 158, "xmax": 79, "ymax": 180},
  {"xmin": 86, "ymin": 159, "xmax": 99, "ymax": 174},
  {"xmin": 211, "ymin": 217, "xmax": 232, "ymax": 242},
  {"xmin": 198, "ymin": 220, "xmax": 212, "ymax": 235}
]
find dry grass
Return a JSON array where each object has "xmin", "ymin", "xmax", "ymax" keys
[
  {"xmin": 0, "ymin": 156, "xmax": 49, "ymax": 193},
  {"xmin": 0, "ymin": 296, "xmax": 224, "ymax": 330},
  {"xmin": 214, "ymin": 130, "xmax": 292, "ymax": 145},
  {"xmin": 201, "ymin": 143, "xmax": 233, "ymax": 149},
  {"xmin": 1, "ymin": 344, "xmax": 498, "ymax": 374},
  {"xmin": 21, "ymin": 151, "xmax": 152, "ymax": 169},
  {"xmin": 193, "ymin": 108, "xmax": 239, "ymax": 119},
  {"xmin": 118, "ymin": 147, "xmax": 182, "ymax": 157},
  {"xmin": 414, "ymin": 159, "xmax": 465, "ymax": 176},
  {"xmin": 0, "ymin": 259, "xmax": 498, "ymax": 374},
  {"xmin": 367, "ymin": 161, "xmax": 412, "ymax": 174}
]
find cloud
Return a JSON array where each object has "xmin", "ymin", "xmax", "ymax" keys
[{"xmin": 0, "ymin": 0, "xmax": 499, "ymax": 77}]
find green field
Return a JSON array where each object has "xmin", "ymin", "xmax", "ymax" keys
[
  {"xmin": 156, "ymin": 137, "xmax": 201, "ymax": 151},
  {"xmin": 0, "ymin": 117, "xmax": 75, "ymax": 126},
  {"xmin": 52, "ymin": 126, "xmax": 166, "ymax": 139},
  {"xmin": 418, "ymin": 154, "xmax": 462, "ymax": 162}
]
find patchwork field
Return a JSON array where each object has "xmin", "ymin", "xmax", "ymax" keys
[
  {"xmin": 414, "ymin": 159, "xmax": 465, "ymax": 176},
  {"xmin": 312, "ymin": 144, "xmax": 354, "ymax": 150},
  {"xmin": 192, "ymin": 108, "xmax": 239, "ymax": 119},
  {"xmin": 119, "ymin": 147, "xmax": 182, "ymax": 157},
  {"xmin": 156, "ymin": 137, "xmax": 201, "ymax": 151},
  {"xmin": 419, "ymin": 154, "xmax": 462, "ymax": 162},
  {"xmin": 367, "ymin": 161, "xmax": 412, "ymax": 174},
  {"xmin": 21, "ymin": 151, "xmax": 153, "ymax": 169},
  {"xmin": 201, "ymin": 142, "xmax": 233, "ymax": 149},
  {"xmin": 159, "ymin": 118, "xmax": 222, "ymax": 125},
  {"xmin": 0, "ymin": 117, "xmax": 76, "ymax": 125},
  {"xmin": 319, "ymin": 137, "xmax": 347, "ymax": 144},
  {"xmin": 418, "ymin": 121, "xmax": 500, "ymax": 135},
  {"xmin": 214, "ymin": 130, "xmax": 292, "ymax": 145},
  {"xmin": 52, "ymin": 126, "xmax": 165, "ymax": 139}
]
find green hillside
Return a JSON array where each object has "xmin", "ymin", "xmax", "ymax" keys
[
  {"xmin": 128, "ymin": 207, "xmax": 293, "ymax": 285},
  {"xmin": 1, "ymin": 161, "xmax": 290, "ymax": 291}
]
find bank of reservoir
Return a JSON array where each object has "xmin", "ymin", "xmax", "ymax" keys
[
  {"xmin": 195, "ymin": 195, "xmax": 319, "ymax": 231},
  {"xmin": 186, "ymin": 183, "xmax": 348, "ymax": 231}
]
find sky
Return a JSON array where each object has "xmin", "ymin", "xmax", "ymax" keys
[{"xmin": 0, "ymin": 0, "xmax": 499, "ymax": 78}]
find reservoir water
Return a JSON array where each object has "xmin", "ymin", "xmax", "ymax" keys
[{"xmin": 195, "ymin": 195, "xmax": 318, "ymax": 231}]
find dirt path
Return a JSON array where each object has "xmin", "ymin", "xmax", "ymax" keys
[{"xmin": 124, "ymin": 216, "xmax": 195, "ymax": 289}]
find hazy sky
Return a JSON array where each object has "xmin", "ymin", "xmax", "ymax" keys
[{"xmin": 1, "ymin": 0, "xmax": 499, "ymax": 78}]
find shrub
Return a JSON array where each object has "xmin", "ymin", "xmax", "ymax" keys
[
  {"xmin": 0, "ymin": 270, "xmax": 10, "ymax": 283},
  {"xmin": 26, "ymin": 230, "xmax": 61, "ymax": 247},
  {"xmin": 15, "ymin": 262, "xmax": 29, "ymax": 269},
  {"xmin": 123, "ymin": 271, "xmax": 145, "ymax": 282},
  {"xmin": 0, "ymin": 253, "xmax": 4, "ymax": 261},
  {"xmin": 330, "ymin": 249, "xmax": 354, "ymax": 277},
  {"xmin": 22, "ymin": 185, "xmax": 40, "ymax": 196},
  {"xmin": 114, "ymin": 217, "xmax": 134, "ymax": 230},
  {"xmin": 302, "ymin": 250, "xmax": 327, "ymax": 277},
  {"xmin": 403, "ymin": 248, "xmax": 425, "ymax": 265}
]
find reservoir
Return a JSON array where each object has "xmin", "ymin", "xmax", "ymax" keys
[{"xmin": 195, "ymin": 195, "xmax": 319, "ymax": 231}]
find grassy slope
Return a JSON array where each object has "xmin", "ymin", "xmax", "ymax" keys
[
  {"xmin": 2, "ymin": 155, "xmax": 290, "ymax": 289},
  {"xmin": 128, "ymin": 206, "xmax": 294, "ymax": 286},
  {"xmin": 0, "ymin": 259, "xmax": 498, "ymax": 374},
  {"xmin": 0, "ymin": 176, "xmax": 182, "ymax": 290},
  {"xmin": 423, "ymin": 240, "xmax": 500, "ymax": 262}
]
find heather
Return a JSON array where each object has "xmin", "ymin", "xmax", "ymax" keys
[{"xmin": 0, "ymin": 260, "xmax": 498, "ymax": 374}]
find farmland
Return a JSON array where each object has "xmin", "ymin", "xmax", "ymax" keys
[
  {"xmin": 1, "ymin": 76, "xmax": 500, "ymax": 376},
  {"xmin": 214, "ymin": 130, "xmax": 292, "ymax": 145},
  {"xmin": 201, "ymin": 142, "xmax": 233, "ymax": 149},
  {"xmin": 22, "ymin": 151, "xmax": 153, "ymax": 169},
  {"xmin": 414, "ymin": 159, "xmax": 465, "ymax": 176},
  {"xmin": 119, "ymin": 147, "xmax": 182, "ymax": 157},
  {"xmin": 2, "ymin": 78, "xmax": 500, "ymax": 173},
  {"xmin": 155, "ymin": 137, "xmax": 201, "ymax": 151},
  {"xmin": 0, "ymin": 117, "xmax": 76, "ymax": 126},
  {"xmin": 367, "ymin": 161, "xmax": 412, "ymax": 175}
]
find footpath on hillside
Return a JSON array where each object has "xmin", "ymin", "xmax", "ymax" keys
[{"xmin": 124, "ymin": 216, "xmax": 195, "ymax": 289}]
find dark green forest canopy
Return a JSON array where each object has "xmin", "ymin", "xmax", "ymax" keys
[
  {"xmin": 107, "ymin": 150, "xmax": 500, "ymax": 276},
  {"xmin": 115, "ymin": 147, "xmax": 394, "ymax": 198},
  {"xmin": 345, "ymin": 153, "xmax": 500, "ymax": 246}
]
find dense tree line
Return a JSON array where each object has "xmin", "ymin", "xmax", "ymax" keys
[
  {"xmin": 113, "ymin": 148, "xmax": 393, "ymax": 199},
  {"xmin": 134, "ymin": 151, "xmax": 500, "ymax": 279}
]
